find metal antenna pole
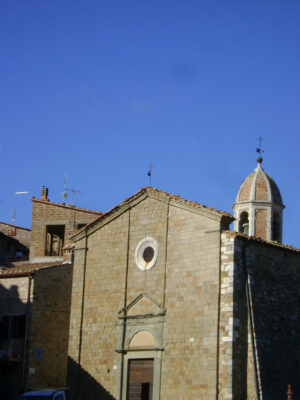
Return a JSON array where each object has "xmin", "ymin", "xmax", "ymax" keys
[
  {"xmin": 12, "ymin": 191, "xmax": 29, "ymax": 224},
  {"xmin": 62, "ymin": 171, "xmax": 69, "ymax": 202},
  {"xmin": 62, "ymin": 170, "xmax": 81, "ymax": 205}
]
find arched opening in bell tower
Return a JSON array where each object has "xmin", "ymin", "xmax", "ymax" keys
[
  {"xmin": 272, "ymin": 212, "xmax": 281, "ymax": 242},
  {"xmin": 239, "ymin": 212, "xmax": 249, "ymax": 235}
]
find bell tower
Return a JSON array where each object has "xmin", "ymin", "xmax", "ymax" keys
[{"xmin": 233, "ymin": 156, "xmax": 284, "ymax": 242}]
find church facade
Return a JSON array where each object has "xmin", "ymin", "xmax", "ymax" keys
[{"xmin": 68, "ymin": 161, "xmax": 300, "ymax": 400}]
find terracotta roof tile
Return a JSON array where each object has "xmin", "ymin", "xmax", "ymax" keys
[
  {"xmin": 222, "ymin": 230, "xmax": 300, "ymax": 253},
  {"xmin": 0, "ymin": 222, "xmax": 31, "ymax": 231},
  {"xmin": 144, "ymin": 187, "xmax": 232, "ymax": 217},
  {"xmin": 0, "ymin": 261, "xmax": 71, "ymax": 276},
  {"xmin": 74, "ymin": 187, "xmax": 233, "ymax": 236},
  {"xmin": 31, "ymin": 198, "xmax": 102, "ymax": 215}
]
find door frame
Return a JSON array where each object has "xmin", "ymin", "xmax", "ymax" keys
[{"xmin": 122, "ymin": 351, "xmax": 162, "ymax": 400}]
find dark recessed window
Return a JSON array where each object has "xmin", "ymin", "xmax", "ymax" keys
[
  {"xmin": 239, "ymin": 211, "xmax": 249, "ymax": 235},
  {"xmin": 0, "ymin": 315, "xmax": 25, "ymax": 339},
  {"xmin": 45, "ymin": 225, "xmax": 65, "ymax": 256},
  {"xmin": 143, "ymin": 247, "xmax": 154, "ymax": 263}
]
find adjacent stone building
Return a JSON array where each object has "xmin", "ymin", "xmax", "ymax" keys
[
  {"xmin": 30, "ymin": 186, "xmax": 102, "ymax": 262},
  {"xmin": 219, "ymin": 231, "xmax": 300, "ymax": 399},
  {"xmin": 0, "ymin": 262, "xmax": 72, "ymax": 400},
  {"xmin": 0, "ymin": 186, "xmax": 102, "ymax": 400},
  {"xmin": 67, "ymin": 159, "xmax": 300, "ymax": 400},
  {"xmin": 0, "ymin": 222, "xmax": 31, "ymax": 262}
]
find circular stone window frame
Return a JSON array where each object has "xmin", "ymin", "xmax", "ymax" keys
[{"xmin": 135, "ymin": 237, "xmax": 159, "ymax": 271}]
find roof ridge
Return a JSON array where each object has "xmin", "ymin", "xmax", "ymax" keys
[
  {"xmin": 222, "ymin": 230, "xmax": 300, "ymax": 252},
  {"xmin": 145, "ymin": 187, "xmax": 232, "ymax": 216},
  {"xmin": 0, "ymin": 221, "xmax": 31, "ymax": 231},
  {"xmin": 72, "ymin": 187, "xmax": 233, "ymax": 238},
  {"xmin": 31, "ymin": 197, "xmax": 102, "ymax": 215},
  {"xmin": 0, "ymin": 261, "xmax": 71, "ymax": 276}
]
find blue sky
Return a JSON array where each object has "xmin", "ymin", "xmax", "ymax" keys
[{"xmin": 1, "ymin": 1, "xmax": 299, "ymax": 247}]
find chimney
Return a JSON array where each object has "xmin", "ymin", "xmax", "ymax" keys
[{"xmin": 41, "ymin": 186, "xmax": 48, "ymax": 201}]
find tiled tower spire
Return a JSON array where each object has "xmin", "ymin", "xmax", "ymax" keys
[{"xmin": 233, "ymin": 157, "xmax": 284, "ymax": 242}]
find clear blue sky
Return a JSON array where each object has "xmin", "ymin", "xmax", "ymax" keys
[{"xmin": 1, "ymin": 1, "xmax": 299, "ymax": 247}]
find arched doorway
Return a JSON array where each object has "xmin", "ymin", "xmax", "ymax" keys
[{"xmin": 126, "ymin": 331, "xmax": 155, "ymax": 400}]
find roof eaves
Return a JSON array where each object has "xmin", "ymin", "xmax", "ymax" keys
[
  {"xmin": 0, "ymin": 222, "xmax": 31, "ymax": 231},
  {"xmin": 31, "ymin": 197, "xmax": 102, "ymax": 215},
  {"xmin": 0, "ymin": 261, "xmax": 72, "ymax": 277},
  {"xmin": 222, "ymin": 230, "xmax": 300, "ymax": 253},
  {"xmin": 146, "ymin": 187, "xmax": 233, "ymax": 218},
  {"xmin": 71, "ymin": 187, "xmax": 233, "ymax": 241},
  {"xmin": 71, "ymin": 188, "xmax": 149, "ymax": 241}
]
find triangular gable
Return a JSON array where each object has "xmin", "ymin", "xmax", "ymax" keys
[
  {"xmin": 118, "ymin": 292, "xmax": 165, "ymax": 317},
  {"xmin": 71, "ymin": 187, "xmax": 234, "ymax": 242}
]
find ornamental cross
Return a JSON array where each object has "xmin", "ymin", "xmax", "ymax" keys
[
  {"xmin": 256, "ymin": 136, "xmax": 264, "ymax": 155},
  {"xmin": 147, "ymin": 163, "xmax": 154, "ymax": 187}
]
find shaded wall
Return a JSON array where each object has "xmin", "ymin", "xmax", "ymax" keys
[
  {"xmin": 26, "ymin": 264, "xmax": 73, "ymax": 389},
  {"xmin": 0, "ymin": 277, "xmax": 29, "ymax": 400},
  {"xmin": 219, "ymin": 231, "xmax": 300, "ymax": 400}
]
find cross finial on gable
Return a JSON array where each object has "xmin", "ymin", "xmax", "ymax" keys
[{"xmin": 147, "ymin": 162, "xmax": 154, "ymax": 187}]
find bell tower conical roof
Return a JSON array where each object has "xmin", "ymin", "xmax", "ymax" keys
[
  {"xmin": 235, "ymin": 157, "xmax": 283, "ymax": 205},
  {"xmin": 233, "ymin": 157, "xmax": 285, "ymax": 242}
]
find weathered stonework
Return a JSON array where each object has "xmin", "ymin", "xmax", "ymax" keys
[
  {"xmin": 0, "ymin": 263, "xmax": 72, "ymax": 399},
  {"xmin": 219, "ymin": 231, "xmax": 300, "ymax": 400},
  {"xmin": 68, "ymin": 189, "xmax": 232, "ymax": 400},
  {"xmin": 30, "ymin": 197, "xmax": 101, "ymax": 261},
  {"xmin": 26, "ymin": 264, "xmax": 73, "ymax": 389},
  {"xmin": 0, "ymin": 222, "xmax": 31, "ymax": 260},
  {"xmin": 68, "ymin": 188, "xmax": 300, "ymax": 400}
]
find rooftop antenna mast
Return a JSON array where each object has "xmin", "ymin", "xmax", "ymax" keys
[
  {"xmin": 62, "ymin": 171, "xmax": 68, "ymax": 202},
  {"xmin": 62, "ymin": 171, "xmax": 82, "ymax": 205},
  {"xmin": 12, "ymin": 191, "xmax": 29, "ymax": 224},
  {"xmin": 256, "ymin": 136, "xmax": 264, "ymax": 163},
  {"xmin": 147, "ymin": 162, "xmax": 154, "ymax": 187}
]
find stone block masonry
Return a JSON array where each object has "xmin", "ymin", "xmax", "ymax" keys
[
  {"xmin": 219, "ymin": 231, "xmax": 300, "ymax": 400},
  {"xmin": 30, "ymin": 197, "xmax": 101, "ymax": 260},
  {"xmin": 68, "ymin": 190, "xmax": 231, "ymax": 400}
]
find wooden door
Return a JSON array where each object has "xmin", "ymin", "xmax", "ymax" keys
[{"xmin": 127, "ymin": 359, "xmax": 154, "ymax": 400}]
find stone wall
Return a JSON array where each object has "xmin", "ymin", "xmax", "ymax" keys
[
  {"xmin": 0, "ymin": 276, "xmax": 29, "ymax": 312},
  {"xmin": 0, "ymin": 223, "xmax": 31, "ymax": 259},
  {"xmin": 30, "ymin": 199, "xmax": 100, "ymax": 260},
  {"xmin": 68, "ymin": 193, "xmax": 226, "ymax": 400},
  {"xmin": 0, "ymin": 276, "xmax": 30, "ymax": 400},
  {"xmin": 26, "ymin": 264, "xmax": 73, "ymax": 389},
  {"xmin": 219, "ymin": 231, "xmax": 300, "ymax": 400},
  {"xmin": 161, "ymin": 202, "xmax": 221, "ymax": 400},
  {"xmin": 0, "ymin": 223, "xmax": 31, "ymax": 249}
]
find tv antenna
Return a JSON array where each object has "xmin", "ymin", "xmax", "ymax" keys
[
  {"xmin": 147, "ymin": 162, "xmax": 154, "ymax": 187},
  {"xmin": 62, "ymin": 171, "xmax": 82, "ymax": 204},
  {"xmin": 12, "ymin": 191, "xmax": 29, "ymax": 224}
]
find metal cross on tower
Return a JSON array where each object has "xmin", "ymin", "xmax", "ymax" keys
[
  {"xmin": 147, "ymin": 163, "xmax": 154, "ymax": 187},
  {"xmin": 256, "ymin": 136, "xmax": 264, "ymax": 155}
]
